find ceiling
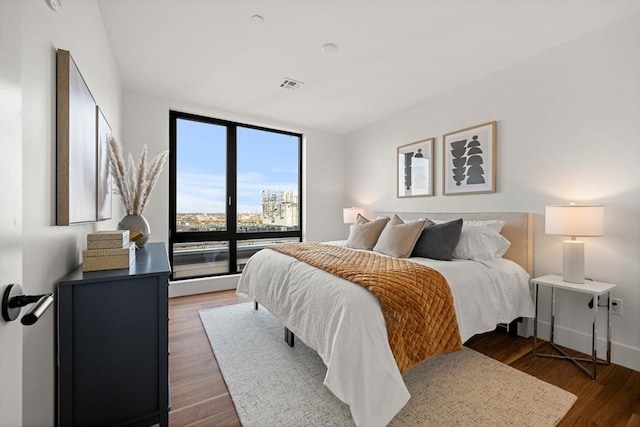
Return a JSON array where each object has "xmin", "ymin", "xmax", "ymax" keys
[{"xmin": 98, "ymin": 1, "xmax": 640, "ymax": 135}]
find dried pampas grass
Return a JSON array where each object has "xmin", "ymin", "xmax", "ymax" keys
[{"xmin": 107, "ymin": 138, "xmax": 168, "ymax": 215}]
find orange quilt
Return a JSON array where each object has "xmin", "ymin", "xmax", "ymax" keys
[{"xmin": 270, "ymin": 242, "xmax": 463, "ymax": 373}]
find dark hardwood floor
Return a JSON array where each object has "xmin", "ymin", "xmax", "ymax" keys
[{"xmin": 168, "ymin": 290, "xmax": 640, "ymax": 427}]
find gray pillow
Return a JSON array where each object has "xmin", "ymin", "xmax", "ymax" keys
[
  {"xmin": 411, "ymin": 218, "xmax": 463, "ymax": 261},
  {"xmin": 346, "ymin": 215, "xmax": 389, "ymax": 250}
]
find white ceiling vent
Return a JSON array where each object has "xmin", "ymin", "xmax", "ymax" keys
[{"xmin": 279, "ymin": 78, "xmax": 304, "ymax": 91}]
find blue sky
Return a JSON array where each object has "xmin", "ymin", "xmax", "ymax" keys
[{"xmin": 176, "ymin": 119, "xmax": 299, "ymax": 214}]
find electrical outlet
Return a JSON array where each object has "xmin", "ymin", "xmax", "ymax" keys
[{"xmin": 611, "ymin": 298, "xmax": 623, "ymax": 316}]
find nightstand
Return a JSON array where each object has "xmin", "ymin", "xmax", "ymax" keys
[{"xmin": 531, "ymin": 274, "xmax": 616, "ymax": 379}]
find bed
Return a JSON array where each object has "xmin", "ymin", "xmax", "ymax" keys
[{"xmin": 236, "ymin": 212, "xmax": 535, "ymax": 426}]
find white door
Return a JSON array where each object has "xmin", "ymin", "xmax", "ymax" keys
[{"xmin": 0, "ymin": 1, "xmax": 24, "ymax": 425}]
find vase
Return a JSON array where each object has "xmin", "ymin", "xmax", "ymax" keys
[{"xmin": 117, "ymin": 214, "xmax": 150, "ymax": 248}]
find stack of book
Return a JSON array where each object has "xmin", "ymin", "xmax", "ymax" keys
[{"xmin": 83, "ymin": 230, "xmax": 136, "ymax": 272}]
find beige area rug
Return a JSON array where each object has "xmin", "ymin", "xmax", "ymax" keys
[{"xmin": 200, "ymin": 303, "xmax": 576, "ymax": 426}]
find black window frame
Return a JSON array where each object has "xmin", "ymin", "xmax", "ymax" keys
[{"xmin": 169, "ymin": 110, "xmax": 303, "ymax": 280}]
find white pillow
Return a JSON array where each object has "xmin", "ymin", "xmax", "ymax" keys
[
  {"xmin": 432, "ymin": 219, "xmax": 505, "ymax": 233},
  {"xmin": 453, "ymin": 226, "xmax": 511, "ymax": 261},
  {"xmin": 462, "ymin": 220, "xmax": 505, "ymax": 233}
]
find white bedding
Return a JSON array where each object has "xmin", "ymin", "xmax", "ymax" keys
[{"xmin": 236, "ymin": 243, "xmax": 535, "ymax": 427}]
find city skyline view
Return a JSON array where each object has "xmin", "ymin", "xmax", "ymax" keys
[{"xmin": 176, "ymin": 189, "xmax": 299, "ymax": 230}]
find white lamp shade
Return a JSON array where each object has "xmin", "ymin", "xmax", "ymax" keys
[
  {"xmin": 545, "ymin": 204, "xmax": 604, "ymax": 237},
  {"xmin": 343, "ymin": 207, "xmax": 364, "ymax": 224}
]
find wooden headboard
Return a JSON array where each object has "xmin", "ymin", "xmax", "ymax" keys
[{"xmin": 376, "ymin": 212, "xmax": 534, "ymax": 275}]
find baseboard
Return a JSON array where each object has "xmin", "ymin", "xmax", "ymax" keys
[
  {"xmin": 535, "ymin": 320, "xmax": 640, "ymax": 372},
  {"xmin": 169, "ymin": 274, "xmax": 240, "ymax": 298}
]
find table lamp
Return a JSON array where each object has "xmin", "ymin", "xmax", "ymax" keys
[
  {"xmin": 545, "ymin": 204, "xmax": 604, "ymax": 284},
  {"xmin": 343, "ymin": 207, "xmax": 365, "ymax": 224}
]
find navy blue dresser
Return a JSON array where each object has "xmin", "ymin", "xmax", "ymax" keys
[{"xmin": 57, "ymin": 242, "xmax": 170, "ymax": 427}]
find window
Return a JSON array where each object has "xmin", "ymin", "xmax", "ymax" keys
[{"xmin": 169, "ymin": 111, "xmax": 302, "ymax": 280}]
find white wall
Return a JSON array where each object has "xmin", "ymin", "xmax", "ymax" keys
[
  {"xmin": 0, "ymin": 2, "xmax": 24, "ymax": 425},
  {"xmin": 344, "ymin": 13, "xmax": 640, "ymax": 371},
  {"xmin": 121, "ymin": 91, "xmax": 345, "ymax": 296},
  {"xmin": 13, "ymin": 1, "xmax": 124, "ymax": 425}
]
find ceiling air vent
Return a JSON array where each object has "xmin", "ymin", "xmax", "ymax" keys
[{"xmin": 279, "ymin": 78, "xmax": 304, "ymax": 91}]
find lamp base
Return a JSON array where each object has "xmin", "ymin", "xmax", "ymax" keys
[{"xmin": 563, "ymin": 240, "xmax": 584, "ymax": 284}]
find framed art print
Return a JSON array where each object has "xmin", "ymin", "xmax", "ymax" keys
[
  {"xmin": 56, "ymin": 49, "xmax": 97, "ymax": 224},
  {"xmin": 443, "ymin": 121, "xmax": 496, "ymax": 195},
  {"xmin": 397, "ymin": 138, "xmax": 434, "ymax": 198}
]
